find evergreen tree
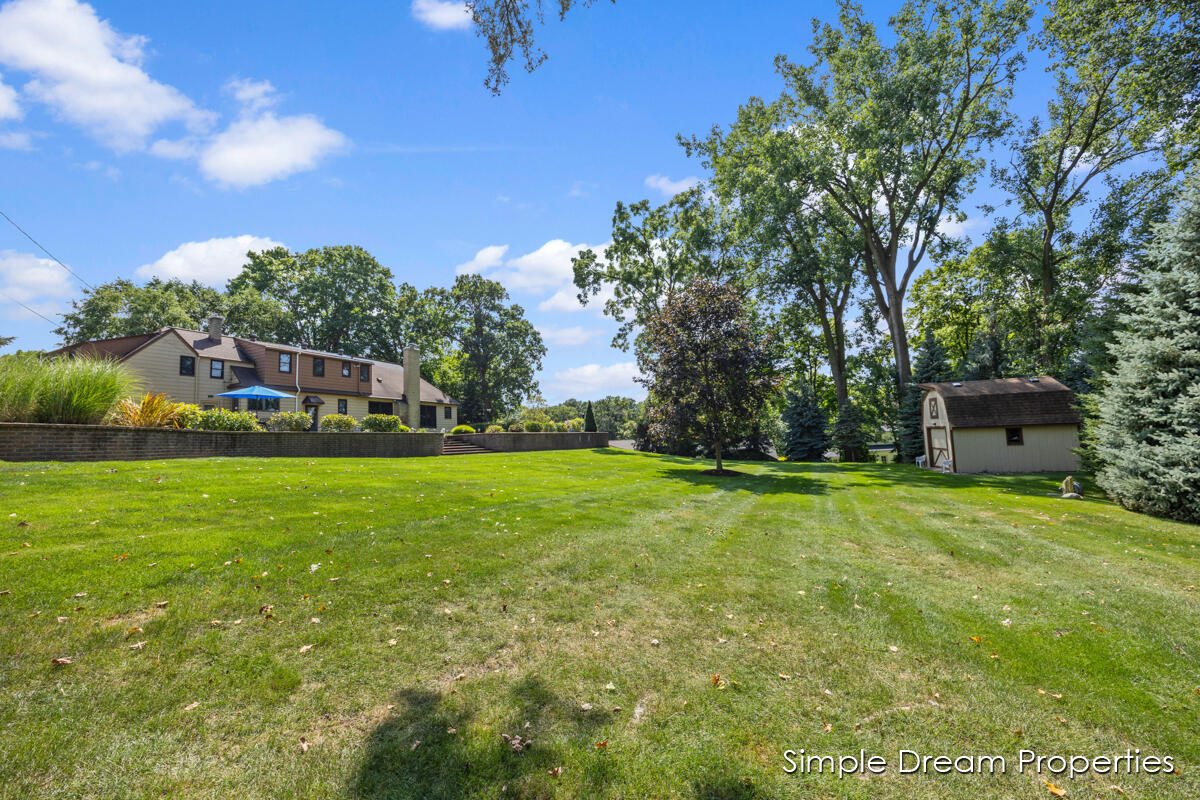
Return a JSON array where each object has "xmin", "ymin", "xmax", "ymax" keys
[
  {"xmin": 898, "ymin": 331, "xmax": 952, "ymax": 462},
  {"xmin": 832, "ymin": 402, "xmax": 869, "ymax": 463},
  {"xmin": 1095, "ymin": 175, "xmax": 1200, "ymax": 523},
  {"xmin": 781, "ymin": 386, "xmax": 830, "ymax": 461},
  {"xmin": 583, "ymin": 400, "xmax": 597, "ymax": 433}
]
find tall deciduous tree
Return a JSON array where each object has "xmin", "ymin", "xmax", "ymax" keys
[
  {"xmin": 898, "ymin": 330, "xmax": 952, "ymax": 462},
  {"xmin": 55, "ymin": 279, "xmax": 225, "ymax": 344},
  {"xmin": 226, "ymin": 246, "xmax": 416, "ymax": 358},
  {"xmin": 748, "ymin": 0, "xmax": 1030, "ymax": 391},
  {"xmin": 1095, "ymin": 175, "xmax": 1200, "ymax": 523},
  {"xmin": 700, "ymin": 105, "xmax": 860, "ymax": 413},
  {"xmin": 424, "ymin": 274, "xmax": 546, "ymax": 423},
  {"xmin": 573, "ymin": 187, "xmax": 741, "ymax": 350},
  {"xmin": 636, "ymin": 278, "xmax": 778, "ymax": 474}
]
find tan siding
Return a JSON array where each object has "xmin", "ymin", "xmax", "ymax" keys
[
  {"xmin": 920, "ymin": 390, "xmax": 954, "ymax": 468},
  {"xmin": 123, "ymin": 335, "xmax": 251, "ymax": 408},
  {"xmin": 952, "ymin": 425, "xmax": 1080, "ymax": 474}
]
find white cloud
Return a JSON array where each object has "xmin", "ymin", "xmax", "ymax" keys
[
  {"xmin": 411, "ymin": 0, "xmax": 471, "ymax": 31},
  {"xmin": 500, "ymin": 239, "xmax": 589, "ymax": 291},
  {"xmin": 199, "ymin": 113, "xmax": 348, "ymax": 188},
  {"xmin": 455, "ymin": 244, "xmax": 509, "ymax": 275},
  {"xmin": 936, "ymin": 214, "xmax": 978, "ymax": 239},
  {"xmin": 135, "ymin": 235, "xmax": 284, "ymax": 286},
  {"xmin": 548, "ymin": 362, "xmax": 644, "ymax": 400},
  {"xmin": 0, "ymin": 73, "xmax": 20, "ymax": 119},
  {"xmin": 537, "ymin": 282, "xmax": 614, "ymax": 313},
  {"xmin": 536, "ymin": 324, "xmax": 603, "ymax": 347},
  {"xmin": 225, "ymin": 77, "xmax": 277, "ymax": 113},
  {"xmin": 0, "ymin": 0, "xmax": 214, "ymax": 150},
  {"xmin": 0, "ymin": 130, "xmax": 32, "ymax": 150},
  {"xmin": 82, "ymin": 159, "xmax": 119, "ymax": 180},
  {"xmin": 644, "ymin": 173, "xmax": 701, "ymax": 196},
  {"xmin": 0, "ymin": 249, "xmax": 75, "ymax": 320}
]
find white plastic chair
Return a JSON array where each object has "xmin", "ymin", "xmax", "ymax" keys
[
  {"xmin": 939, "ymin": 459, "xmax": 952, "ymax": 473},
  {"xmin": 915, "ymin": 455, "xmax": 927, "ymax": 468}
]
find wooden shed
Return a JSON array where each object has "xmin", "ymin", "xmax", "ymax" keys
[{"xmin": 918, "ymin": 377, "xmax": 1081, "ymax": 474}]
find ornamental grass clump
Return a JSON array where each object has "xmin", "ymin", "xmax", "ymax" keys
[
  {"xmin": 108, "ymin": 392, "xmax": 187, "ymax": 428},
  {"xmin": 0, "ymin": 354, "xmax": 137, "ymax": 425}
]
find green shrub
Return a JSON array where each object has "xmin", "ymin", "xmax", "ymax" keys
[
  {"xmin": 319, "ymin": 413, "xmax": 358, "ymax": 432},
  {"xmin": 450, "ymin": 424, "xmax": 476, "ymax": 434},
  {"xmin": 194, "ymin": 408, "xmax": 263, "ymax": 431},
  {"xmin": 266, "ymin": 411, "xmax": 314, "ymax": 432},
  {"xmin": 175, "ymin": 404, "xmax": 202, "ymax": 430},
  {"xmin": 523, "ymin": 421, "xmax": 543, "ymax": 432},
  {"xmin": 507, "ymin": 422, "xmax": 524, "ymax": 432},
  {"xmin": 564, "ymin": 417, "xmax": 585, "ymax": 432},
  {"xmin": 361, "ymin": 414, "xmax": 407, "ymax": 432},
  {"xmin": 485, "ymin": 424, "xmax": 504, "ymax": 433}
]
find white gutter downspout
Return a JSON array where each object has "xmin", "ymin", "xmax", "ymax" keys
[{"xmin": 294, "ymin": 344, "xmax": 301, "ymax": 412}]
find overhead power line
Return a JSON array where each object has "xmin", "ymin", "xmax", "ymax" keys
[
  {"xmin": 0, "ymin": 208, "xmax": 95, "ymax": 290},
  {"xmin": 0, "ymin": 289, "xmax": 56, "ymax": 325}
]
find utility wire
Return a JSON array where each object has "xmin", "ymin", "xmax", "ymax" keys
[
  {"xmin": 0, "ymin": 208, "xmax": 95, "ymax": 290},
  {"xmin": 0, "ymin": 288, "xmax": 56, "ymax": 325}
]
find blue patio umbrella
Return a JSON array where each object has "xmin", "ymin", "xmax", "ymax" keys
[{"xmin": 217, "ymin": 386, "xmax": 295, "ymax": 399}]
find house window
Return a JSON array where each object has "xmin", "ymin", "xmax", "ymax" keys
[
  {"xmin": 337, "ymin": 399, "xmax": 347, "ymax": 415},
  {"xmin": 312, "ymin": 357, "xmax": 325, "ymax": 377},
  {"xmin": 210, "ymin": 359, "xmax": 224, "ymax": 379},
  {"xmin": 359, "ymin": 364, "xmax": 370, "ymax": 382},
  {"xmin": 420, "ymin": 405, "xmax": 437, "ymax": 428},
  {"xmin": 279, "ymin": 352, "xmax": 292, "ymax": 373},
  {"xmin": 928, "ymin": 397, "xmax": 939, "ymax": 419},
  {"xmin": 341, "ymin": 361, "xmax": 352, "ymax": 377},
  {"xmin": 444, "ymin": 406, "xmax": 451, "ymax": 419},
  {"xmin": 247, "ymin": 398, "xmax": 281, "ymax": 412},
  {"xmin": 230, "ymin": 399, "xmax": 239, "ymax": 410},
  {"xmin": 1006, "ymin": 427, "xmax": 1024, "ymax": 446},
  {"xmin": 179, "ymin": 355, "xmax": 195, "ymax": 376},
  {"xmin": 368, "ymin": 401, "xmax": 393, "ymax": 416}
]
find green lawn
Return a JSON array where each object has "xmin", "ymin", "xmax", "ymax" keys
[{"xmin": 1, "ymin": 449, "xmax": 1197, "ymax": 799}]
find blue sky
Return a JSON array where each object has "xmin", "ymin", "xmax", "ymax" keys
[{"xmin": 0, "ymin": 0, "xmax": 1053, "ymax": 401}]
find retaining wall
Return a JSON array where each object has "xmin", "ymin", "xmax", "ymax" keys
[
  {"xmin": 0, "ymin": 423, "xmax": 444, "ymax": 462},
  {"xmin": 457, "ymin": 432, "xmax": 610, "ymax": 451}
]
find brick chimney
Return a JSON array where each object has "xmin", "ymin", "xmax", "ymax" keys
[
  {"xmin": 403, "ymin": 345, "xmax": 421, "ymax": 429},
  {"xmin": 207, "ymin": 315, "xmax": 223, "ymax": 342}
]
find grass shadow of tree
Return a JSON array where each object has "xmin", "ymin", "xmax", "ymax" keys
[{"xmin": 353, "ymin": 677, "xmax": 619, "ymax": 800}]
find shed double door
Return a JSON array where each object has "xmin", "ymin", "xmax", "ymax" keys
[{"xmin": 926, "ymin": 426, "xmax": 951, "ymax": 469}]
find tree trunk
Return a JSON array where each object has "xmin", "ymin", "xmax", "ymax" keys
[
  {"xmin": 886, "ymin": 288, "xmax": 912, "ymax": 391},
  {"xmin": 714, "ymin": 440, "xmax": 722, "ymax": 473}
]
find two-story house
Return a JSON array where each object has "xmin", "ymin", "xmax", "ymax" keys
[{"xmin": 49, "ymin": 316, "xmax": 459, "ymax": 431}]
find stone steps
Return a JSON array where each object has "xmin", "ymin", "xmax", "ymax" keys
[{"xmin": 441, "ymin": 435, "xmax": 494, "ymax": 455}]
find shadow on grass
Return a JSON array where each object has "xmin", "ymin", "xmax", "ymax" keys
[
  {"xmin": 693, "ymin": 775, "xmax": 778, "ymax": 800},
  {"xmin": 353, "ymin": 677, "xmax": 618, "ymax": 800},
  {"xmin": 594, "ymin": 448, "xmax": 1080, "ymax": 501}
]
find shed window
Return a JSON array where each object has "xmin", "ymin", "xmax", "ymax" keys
[
  {"xmin": 210, "ymin": 359, "xmax": 224, "ymax": 379},
  {"xmin": 279, "ymin": 352, "xmax": 292, "ymax": 373},
  {"xmin": 928, "ymin": 397, "xmax": 939, "ymax": 419},
  {"xmin": 312, "ymin": 357, "xmax": 325, "ymax": 377},
  {"xmin": 341, "ymin": 361, "xmax": 352, "ymax": 377},
  {"xmin": 1006, "ymin": 427, "xmax": 1024, "ymax": 446},
  {"xmin": 179, "ymin": 355, "xmax": 195, "ymax": 376}
]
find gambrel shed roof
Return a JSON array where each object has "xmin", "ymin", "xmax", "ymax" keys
[{"xmin": 917, "ymin": 377, "xmax": 1080, "ymax": 428}]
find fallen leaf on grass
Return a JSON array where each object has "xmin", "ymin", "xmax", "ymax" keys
[
  {"xmin": 154, "ymin": 600, "xmax": 168, "ymax": 608},
  {"xmin": 183, "ymin": 702, "xmax": 200, "ymax": 711},
  {"xmin": 129, "ymin": 641, "xmax": 147, "ymax": 650},
  {"xmin": 595, "ymin": 739, "xmax": 608, "ymax": 749},
  {"xmin": 125, "ymin": 626, "xmax": 142, "ymax": 637},
  {"xmin": 548, "ymin": 766, "xmax": 562, "ymax": 778},
  {"xmin": 1045, "ymin": 780, "xmax": 1067, "ymax": 796},
  {"xmin": 51, "ymin": 657, "xmax": 72, "ymax": 666},
  {"xmin": 299, "ymin": 737, "xmax": 310, "ymax": 753},
  {"xmin": 299, "ymin": 644, "xmax": 314, "ymax": 654}
]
